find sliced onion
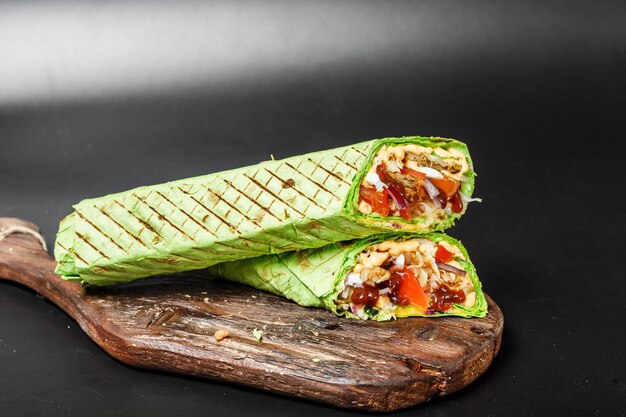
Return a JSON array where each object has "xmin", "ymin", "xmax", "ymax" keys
[
  {"xmin": 425, "ymin": 153, "xmax": 446, "ymax": 166},
  {"xmin": 365, "ymin": 172, "xmax": 386, "ymax": 191},
  {"xmin": 394, "ymin": 254, "xmax": 405, "ymax": 269},
  {"xmin": 341, "ymin": 286, "xmax": 350, "ymax": 299},
  {"xmin": 423, "ymin": 178, "xmax": 443, "ymax": 209},
  {"xmin": 460, "ymin": 193, "xmax": 483, "ymax": 204},
  {"xmin": 412, "ymin": 166, "xmax": 444, "ymax": 179},
  {"xmin": 379, "ymin": 287, "xmax": 390, "ymax": 295},
  {"xmin": 386, "ymin": 184, "xmax": 408, "ymax": 211},
  {"xmin": 346, "ymin": 272, "xmax": 363, "ymax": 287},
  {"xmin": 436, "ymin": 262, "xmax": 466, "ymax": 276}
]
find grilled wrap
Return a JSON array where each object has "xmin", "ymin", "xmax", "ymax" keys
[{"xmin": 55, "ymin": 136, "xmax": 477, "ymax": 285}]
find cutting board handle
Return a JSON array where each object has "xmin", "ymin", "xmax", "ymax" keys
[
  {"xmin": 0, "ymin": 217, "xmax": 47, "ymax": 250},
  {"xmin": 0, "ymin": 217, "xmax": 86, "ymax": 315}
]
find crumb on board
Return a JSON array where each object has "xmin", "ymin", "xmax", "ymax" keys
[
  {"xmin": 203, "ymin": 298, "xmax": 209, "ymax": 304},
  {"xmin": 252, "ymin": 328, "xmax": 263, "ymax": 342},
  {"xmin": 214, "ymin": 330, "xmax": 229, "ymax": 341},
  {"xmin": 312, "ymin": 358, "xmax": 320, "ymax": 363}
]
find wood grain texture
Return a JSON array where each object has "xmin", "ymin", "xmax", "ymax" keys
[{"xmin": 0, "ymin": 217, "xmax": 503, "ymax": 412}]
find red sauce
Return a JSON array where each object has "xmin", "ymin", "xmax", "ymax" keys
[
  {"xmin": 386, "ymin": 272, "xmax": 410, "ymax": 306},
  {"xmin": 431, "ymin": 284, "xmax": 466, "ymax": 312},
  {"xmin": 351, "ymin": 284, "xmax": 379, "ymax": 306},
  {"xmin": 434, "ymin": 192, "xmax": 447, "ymax": 209},
  {"xmin": 449, "ymin": 190, "xmax": 464, "ymax": 213}
]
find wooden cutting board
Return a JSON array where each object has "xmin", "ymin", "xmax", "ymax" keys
[{"xmin": 0, "ymin": 217, "xmax": 503, "ymax": 412}]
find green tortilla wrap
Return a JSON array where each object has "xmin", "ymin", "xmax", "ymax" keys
[
  {"xmin": 55, "ymin": 136, "xmax": 476, "ymax": 285},
  {"xmin": 209, "ymin": 233, "xmax": 487, "ymax": 321}
]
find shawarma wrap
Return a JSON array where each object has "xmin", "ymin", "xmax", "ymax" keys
[
  {"xmin": 209, "ymin": 233, "xmax": 487, "ymax": 321},
  {"xmin": 55, "ymin": 136, "xmax": 478, "ymax": 286}
]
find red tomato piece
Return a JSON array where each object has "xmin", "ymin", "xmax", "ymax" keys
[
  {"xmin": 360, "ymin": 186, "xmax": 390, "ymax": 217},
  {"xmin": 429, "ymin": 178, "xmax": 460, "ymax": 198},
  {"xmin": 372, "ymin": 187, "xmax": 390, "ymax": 217},
  {"xmin": 400, "ymin": 167, "xmax": 426, "ymax": 179},
  {"xmin": 389, "ymin": 267, "xmax": 427, "ymax": 309},
  {"xmin": 435, "ymin": 244, "xmax": 455, "ymax": 263},
  {"xmin": 359, "ymin": 186, "xmax": 376, "ymax": 205},
  {"xmin": 398, "ymin": 268, "xmax": 428, "ymax": 309}
]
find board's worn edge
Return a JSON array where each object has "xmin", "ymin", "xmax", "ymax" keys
[{"xmin": 428, "ymin": 308, "xmax": 504, "ymax": 401}]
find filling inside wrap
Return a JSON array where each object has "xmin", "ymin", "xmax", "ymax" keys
[
  {"xmin": 357, "ymin": 144, "xmax": 476, "ymax": 225},
  {"xmin": 335, "ymin": 237, "xmax": 479, "ymax": 320}
]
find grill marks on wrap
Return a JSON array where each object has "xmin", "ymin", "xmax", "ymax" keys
[
  {"xmin": 257, "ymin": 166, "xmax": 349, "ymax": 239},
  {"xmin": 73, "ymin": 251, "xmax": 89, "ymax": 266},
  {"xmin": 175, "ymin": 186, "xmax": 278, "ymax": 253},
  {"xmin": 179, "ymin": 187, "xmax": 238, "ymax": 234},
  {"xmin": 222, "ymin": 179, "xmax": 299, "ymax": 243},
  {"xmin": 114, "ymin": 194, "xmax": 204, "ymax": 264},
  {"xmin": 76, "ymin": 212, "xmax": 128, "ymax": 254},
  {"xmin": 155, "ymin": 187, "xmax": 270, "ymax": 256},
  {"xmin": 75, "ymin": 232, "xmax": 111, "ymax": 260},
  {"xmin": 154, "ymin": 190, "xmax": 215, "ymax": 238},
  {"xmin": 199, "ymin": 182, "xmax": 270, "ymax": 233},
  {"xmin": 335, "ymin": 155, "xmax": 358, "ymax": 171},
  {"xmin": 263, "ymin": 168, "xmax": 326, "ymax": 212},
  {"xmin": 132, "ymin": 193, "xmax": 196, "ymax": 242},
  {"xmin": 308, "ymin": 157, "xmax": 351, "ymax": 186},
  {"xmin": 284, "ymin": 161, "xmax": 335, "ymax": 197},
  {"xmin": 66, "ymin": 144, "xmax": 372, "ymax": 279},
  {"xmin": 229, "ymin": 173, "xmax": 334, "ymax": 245},
  {"xmin": 200, "ymin": 183, "xmax": 257, "ymax": 231},
  {"xmin": 351, "ymin": 146, "xmax": 368, "ymax": 158},
  {"xmin": 97, "ymin": 207, "xmax": 150, "ymax": 250},
  {"xmin": 111, "ymin": 200, "xmax": 212, "ymax": 264},
  {"xmin": 268, "ymin": 155, "xmax": 366, "ymax": 239},
  {"xmin": 113, "ymin": 200, "xmax": 164, "ymax": 242},
  {"xmin": 225, "ymin": 178, "xmax": 284, "ymax": 222}
]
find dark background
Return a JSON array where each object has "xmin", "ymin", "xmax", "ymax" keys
[{"xmin": 1, "ymin": 1, "xmax": 625, "ymax": 416}]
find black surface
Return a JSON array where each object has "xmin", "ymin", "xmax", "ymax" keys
[{"xmin": 1, "ymin": 1, "xmax": 625, "ymax": 416}]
